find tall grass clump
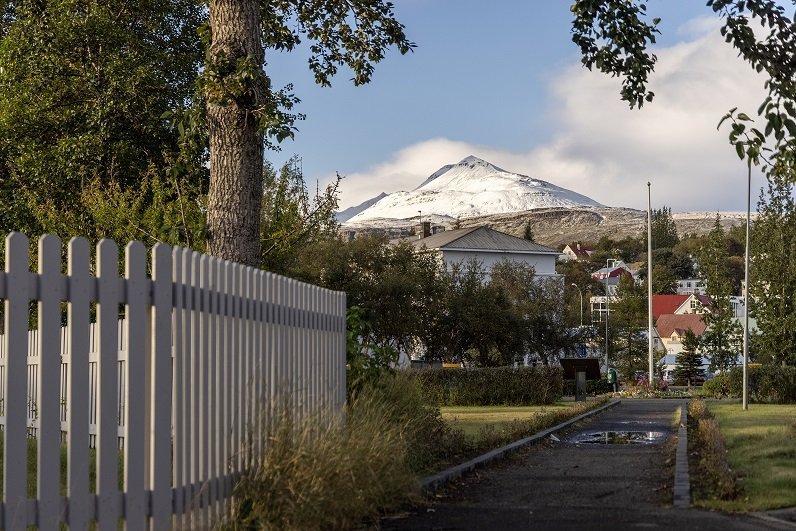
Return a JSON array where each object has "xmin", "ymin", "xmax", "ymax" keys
[
  {"xmin": 688, "ymin": 399, "xmax": 739, "ymax": 502},
  {"xmin": 228, "ymin": 382, "xmax": 418, "ymax": 530}
]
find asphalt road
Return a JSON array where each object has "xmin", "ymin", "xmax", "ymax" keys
[{"xmin": 380, "ymin": 399, "xmax": 792, "ymax": 531}]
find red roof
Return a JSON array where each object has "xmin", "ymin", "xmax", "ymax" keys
[
  {"xmin": 652, "ymin": 295, "xmax": 689, "ymax": 319},
  {"xmin": 565, "ymin": 243, "xmax": 593, "ymax": 258},
  {"xmin": 656, "ymin": 313, "xmax": 707, "ymax": 339}
]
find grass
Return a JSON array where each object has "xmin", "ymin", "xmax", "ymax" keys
[
  {"xmin": 0, "ymin": 433, "xmax": 124, "ymax": 500},
  {"xmin": 695, "ymin": 400, "xmax": 796, "ymax": 511},
  {"xmin": 440, "ymin": 402, "xmax": 576, "ymax": 437},
  {"xmin": 437, "ymin": 398, "xmax": 609, "ymax": 461}
]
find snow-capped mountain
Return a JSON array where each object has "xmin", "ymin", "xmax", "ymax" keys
[
  {"xmin": 336, "ymin": 192, "xmax": 389, "ymax": 222},
  {"xmin": 345, "ymin": 156, "xmax": 604, "ymax": 223}
]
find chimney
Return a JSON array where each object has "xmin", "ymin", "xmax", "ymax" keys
[{"xmin": 417, "ymin": 221, "xmax": 431, "ymax": 239}]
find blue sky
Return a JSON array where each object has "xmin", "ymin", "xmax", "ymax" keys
[{"xmin": 267, "ymin": 1, "xmax": 772, "ymax": 212}]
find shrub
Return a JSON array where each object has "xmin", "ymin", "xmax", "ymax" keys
[
  {"xmin": 227, "ymin": 372, "xmax": 469, "ymax": 529},
  {"xmin": 562, "ymin": 377, "xmax": 614, "ymax": 396},
  {"xmin": 228, "ymin": 386, "xmax": 414, "ymax": 529},
  {"xmin": 410, "ymin": 366, "xmax": 563, "ymax": 406},
  {"xmin": 689, "ymin": 399, "xmax": 739, "ymax": 501},
  {"xmin": 702, "ymin": 365, "xmax": 796, "ymax": 403}
]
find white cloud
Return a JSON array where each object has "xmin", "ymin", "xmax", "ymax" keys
[{"xmin": 337, "ymin": 19, "xmax": 769, "ymax": 212}]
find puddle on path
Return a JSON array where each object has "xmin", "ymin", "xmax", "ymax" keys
[{"xmin": 570, "ymin": 431, "xmax": 665, "ymax": 445}]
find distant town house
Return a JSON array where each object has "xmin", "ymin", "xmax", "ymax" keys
[
  {"xmin": 655, "ymin": 313, "xmax": 709, "ymax": 382},
  {"xmin": 411, "ymin": 225, "xmax": 560, "ymax": 279},
  {"xmin": 560, "ymin": 242, "xmax": 595, "ymax": 261},
  {"xmin": 652, "ymin": 294, "xmax": 712, "ymax": 320},
  {"xmin": 589, "ymin": 260, "xmax": 633, "ymax": 322},
  {"xmin": 676, "ymin": 278, "xmax": 706, "ymax": 295}
]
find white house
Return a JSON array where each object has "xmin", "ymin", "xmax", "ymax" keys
[
  {"xmin": 676, "ymin": 278, "xmax": 706, "ymax": 295},
  {"xmin": 589, "ymin": 260, "xmax": 633, "ymax": 321},
  {"xmin": 411, "ymin": 226, "xmax": 560, "ymax": 278},
  {"xmin": 560, "ymin": 242, "xmax": 595, "ymax": 261}
]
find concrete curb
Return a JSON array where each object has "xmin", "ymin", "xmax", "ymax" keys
[
  {"xmin": 420, "ymin": 399, "xmax": 622, "ymax": 493},
  {"xmin": 673, "ymin": 399, "xmax": 690, "ymax": 509}
]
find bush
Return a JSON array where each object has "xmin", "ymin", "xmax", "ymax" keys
[
  {"xmin": 227, "ymin": 372, "xmax": 468, "ymax": 529},
  {"xmin": 689, "ymin": 399, "xmax": 739, "ymax": 501},
  {"xmin": 562, "ymin": 377, "xmax": 614, "ymax": 396},
  {"xmin": 702, "ymin": 365, "xmax": 796, "ymax": 403},
  {"xmin": 411, "ymin": 366, "xmax": 563, "ymax": 406}
]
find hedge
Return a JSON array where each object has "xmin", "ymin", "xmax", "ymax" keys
[
  {"xmin": 562, "ymin": 377, "xmax": 614, "ymax": 397},
  {"xmin": 409, "ymin": 366, "xmax": 563, "ymax": 406},
  {"xmin": 702, "ymin": 365, "xmax": 796, "ymax": 403}
]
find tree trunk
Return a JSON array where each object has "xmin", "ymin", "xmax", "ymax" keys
[{"xmin": 206, "ymin": 0, "xmax": 265, "ymax": 266}]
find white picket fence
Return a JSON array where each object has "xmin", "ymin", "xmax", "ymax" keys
[{"xmin": 0, "ymin": 233, "xmax": 347, "ymax": 530}]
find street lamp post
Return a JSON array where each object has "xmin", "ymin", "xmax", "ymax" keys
[
  {"xmin": 571, "ymin": 283, "xmax": 583, "ymax": 327},
  {"xmin": 742, "ymin": 164, "xmax": 752, "ymax": 411}
]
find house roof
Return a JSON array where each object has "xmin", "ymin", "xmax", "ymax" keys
[
  {"xmin": 652, "ymin": 294, "xmax": 713, "ymax": 319},
  {"xmin": 564, "ymin": 243, "xmax": 593, "ymax": 258},
  {"xmin": 412, "ymin": 226, "xmax": 559, "ymax": 254},
  {"xmin": 693, "ymin": 294, "xmax": 713, "ymax": 309},
  {"xmin": 591, "ymin": 264, "xmax": 632, "ymax": 281},
  {"xmin": 655, "ymin": 313, "xmax": 707, "ymax": 339},
  {"xmin": 652, "ymin": 295, "xmax": 689, "ymax": 319}
]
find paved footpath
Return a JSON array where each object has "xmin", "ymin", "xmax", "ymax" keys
[{"xmin": 380, "ymin": 399, "xmax": 794, "ymax": 531}]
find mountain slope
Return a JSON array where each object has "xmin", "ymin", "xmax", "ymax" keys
[
  {"xmin": 336, "ymin": 192, "xmax": 389, "ymax": 222},
  {"xmin": 346, "ymin": 155, "xmax": 604, "ymax": 223}
]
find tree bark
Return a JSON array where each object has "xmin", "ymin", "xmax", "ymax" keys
[{"xmin": 206, "ymin": 0, "xmax": 264, "ymax": 266}]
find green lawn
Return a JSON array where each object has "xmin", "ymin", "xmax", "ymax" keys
[
  {"xmin": 441, "ymin": 401, "xmax": 584, "ymax": 437},
  {"xmin": 704, "ymin": 401, "xmax": 796, "ymax": 511}
]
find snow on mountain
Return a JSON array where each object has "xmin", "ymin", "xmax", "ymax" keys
[
  {"xmin": 346, "ymin": 155, "xmax": 604, "ymax": 224},
  {"xmin": 336, "ymin": 192, "xmax": 389, "ymax": 222}
]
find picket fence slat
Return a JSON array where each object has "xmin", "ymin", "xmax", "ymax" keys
[
  {"xmin": 97, "ymin": 239, "xmax": 121, "ymax": 527},
  {"xmin": 151, "ymin": 243, "xmax": 172, "ymax": 528},
  {"xmin": 172, "ymin": 247, "xmax": 185, "ymax": 524},
  {"xmin": 4, "ymin": 233, "xmax": 30, "ymax": 531},
  {"xmin": 67, "ymin": 238, "xmax": 91, "ymax": 530},
  {"xmin": 0, "ymin": 233, "xmax": 345, "ymax": 528},
  {"xmin": 125, "ymin": 241, "xmax": 147, "ymax": 530},
  {"xmin": 37, "ymin": 235, "xmax": 62, "ymax": 530}
]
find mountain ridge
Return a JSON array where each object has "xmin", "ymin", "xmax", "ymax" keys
[{"xmin": 346, "ymin": 155, "xmax": 604, "ymax": 223}]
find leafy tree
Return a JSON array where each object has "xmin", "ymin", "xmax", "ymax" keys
[
  {"xmin": 523, "ymin": 220, "xmax": 535, "ymax": 241},
  {"xmin": 557, "ymin": 259, "xmax": 601, "ymax": 326},
  {"xmin": 609, "ymin": 275, "xmax": 649, "ymax": 380},
  {"xmin": 294, "ymin": 235, "xmax": 445, "ymax": 356},
  {"xmin": 345, "ymin": 306, "xmax": 398, "ymax": 398},
  {"xmin": 751, "ymin": 161, "xmax": 796, "ymax": 366},
  {"xmin": 572, "ymin": 1, "xmax": 796, "ymax": 172},
  {"xmin": 643, "ymin": 207, "xmax": 679, "ymax": 250},
  {"xmin": 673, "ymin": 329, "xmax": 705, "ymax": 386},
  {"xmin": 260, "ymin": 156, "xmax": 340, "ymax": 274},
  {"xmin": 698, "ymin": 216, "xmax": 743, "ymax": 371},
  {"xmin": 0, "ymin": 0, "xmax": 207, "ymax": 245},
  {"xmin": 430, "ymin": 259, "xmax": 523, "ymax": 367},
  {"xmin": 650, "ymin": 264, "xmax": 678, "ymax": 295},
  {"xmin": 524, "ymin": 277, "xmax": 578, "ymax": 365},
  {"xmin": 201, "ymin": 1, "xmax": 413, "ymax": 265}
]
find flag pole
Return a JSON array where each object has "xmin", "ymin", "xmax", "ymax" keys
[{"xmin": 648, "ymin": 182, "xmax": 654, "ymax": 385}]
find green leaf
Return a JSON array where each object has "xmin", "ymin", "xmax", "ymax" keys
[{"xmin": 735, "ymin": 142, "xmax": 745, "ymax": 159}]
